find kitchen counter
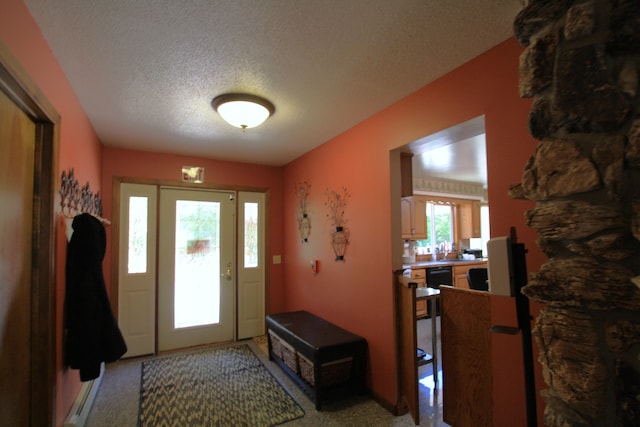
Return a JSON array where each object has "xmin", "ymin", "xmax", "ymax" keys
[{"xmin": 402, "ymin": 258, "xmax": 488, "ymax": 270}]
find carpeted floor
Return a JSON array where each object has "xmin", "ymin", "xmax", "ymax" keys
[{"xmin": 139, "ymin": 345, "xmax": 303, "ymax": 427}]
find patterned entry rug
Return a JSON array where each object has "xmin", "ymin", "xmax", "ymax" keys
[{"xmin": 138, "ymin": 344, "xmax": 304, "ymax": 427}]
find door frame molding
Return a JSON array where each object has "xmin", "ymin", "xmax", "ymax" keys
[
  {"xmin": 110, "ymin": 177, "xmax": 271, "ymax": 343},
  {"xmin": 0, "ymin": 41, "xmax": 59, "ymax": 426}
]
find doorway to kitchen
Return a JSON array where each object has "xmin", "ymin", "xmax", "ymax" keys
[
  {"xmin": 410, "ymin": 115, "xmax": 490, "ymax": 257},
  {"xmin": 392, "ymin": 115, "xmax": 490, "ymax": 424}
]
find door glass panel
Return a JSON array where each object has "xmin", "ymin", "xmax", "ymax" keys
[
  {"xmin": 174, "ymin": 200, "xmax": 220, "ymax": 329},
  {"xmin": 244, "ymin": 202, "xmax": 258, "ymax": 268},
  {"xmin": 127, "ymin": 196, "xmax": 148, "ymax": 274}
]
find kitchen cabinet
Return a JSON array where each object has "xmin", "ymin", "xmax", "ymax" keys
[
  {"xmin": 401, "ymin": 196, "xmax": 427, "ymax": 240},
  {"xmin": 459, "ymin": 201, "xmax": 481, "ymax": 239},
  {"xmin": 400, "ymin": 152, "xmax": 413, "ymax": 198},
  {"xmin": 410, "ymin": 268, "xmax": 428, "ymax": 318},
  {"xmin": 453, "ymin": 262, "xmax": 487, "ymax": 289}
]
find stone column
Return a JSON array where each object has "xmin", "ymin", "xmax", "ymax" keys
[{"xmin": 512, "ymin": 1, "xmax": 640, "ymax": 426}]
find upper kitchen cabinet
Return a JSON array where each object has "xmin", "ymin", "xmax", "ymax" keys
[
  {"xmin": 400, "ymin": 152, "xmax": 413, "ymax": 197},
  {"xmin": 459, "ymin": 201, "xmax": 481, "ymax": 239},
  {"xmin": 401, "ymin": 196, "xmax": 427, "ymax": 240}
]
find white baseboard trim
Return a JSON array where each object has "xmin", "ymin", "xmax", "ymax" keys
[{"xmin": 64, "ymin": 363, "xmax": 104, "ymax": 427}]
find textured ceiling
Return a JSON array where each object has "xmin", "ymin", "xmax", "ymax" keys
[{"xmin": 24, "ymin": 0, "xmax": 522, "ymax": 167}]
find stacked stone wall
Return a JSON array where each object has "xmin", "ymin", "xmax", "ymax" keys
[{"xmin": 512, "ymin": 1, "xmax": 640, "ymax": 425}]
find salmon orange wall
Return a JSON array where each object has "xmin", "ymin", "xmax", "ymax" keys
[
  {"xmin": 1, "ymin": 1, "xmax": 104, "ymax": 426},
  {"xmin": 282, "ymin": 37, "xmax": 545, "ymax": 425},
  {"xmin": 100, "ymin": 147, "xmax": 286, "ymax": 313}
]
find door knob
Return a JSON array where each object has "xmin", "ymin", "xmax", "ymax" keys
[{"xmin": 221, "ymin": 262, "xmax": 232, "ymax": 280}]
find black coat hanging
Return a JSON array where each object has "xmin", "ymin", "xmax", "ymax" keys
[{"xmin": 64, "ymin": 213, "xmax": 127, "ymax": 381}]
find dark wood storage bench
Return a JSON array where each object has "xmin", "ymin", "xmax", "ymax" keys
[{"xmin": 266, "ymin": 310, "xmax": 367, "ymax": 410}]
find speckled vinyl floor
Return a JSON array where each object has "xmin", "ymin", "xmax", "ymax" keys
[{"xmin": 85, "ymin": 318, "xmax": 448, "ymax": 427}]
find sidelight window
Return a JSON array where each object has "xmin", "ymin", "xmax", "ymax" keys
[
  {"xmin": 127, "ymin": 196, "xmax": 148, "ymax": 274},
  {"xmin": 243, "ymin": 202, "xmax": 259, "ymax": 268}
]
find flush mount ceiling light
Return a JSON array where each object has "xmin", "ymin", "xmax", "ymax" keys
[{"xmin": 211, "ymin": 93, "xmax": 275, "ymax": 129}]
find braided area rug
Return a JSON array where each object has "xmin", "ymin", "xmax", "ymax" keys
[{"xmin": 138, "ymin": 344, "xmax": 304, "ymax": 427}]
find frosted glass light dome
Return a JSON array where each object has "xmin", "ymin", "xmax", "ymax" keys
[{"xmin": 212, "ymin": 94, "xmax": 275, "ymax": 129}]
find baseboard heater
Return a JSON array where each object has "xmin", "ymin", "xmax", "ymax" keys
[{"xmin": 64, "ymin": 363, "xmax": 104, "ymax": 427}]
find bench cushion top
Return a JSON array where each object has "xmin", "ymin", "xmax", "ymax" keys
[{"xmin": 266, "ymin": 310, "xmax": 365, "ymax": 351}]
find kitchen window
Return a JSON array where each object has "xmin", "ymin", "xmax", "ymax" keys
[{"xmin": 417, "ymin": 202, "xmax": 454, "ymax": 255}]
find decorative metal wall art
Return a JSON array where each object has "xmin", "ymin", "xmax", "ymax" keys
[
  {"xmin": 325, "ymin": 186, "xmax": 350, "ymax": 261},
  {"xmin": 59, "ymin": 168, "xmax": 110, "ymax": 224},
  {"xmin": 296, "ymin": 181, "xmax": 311, "ymax": 242}
]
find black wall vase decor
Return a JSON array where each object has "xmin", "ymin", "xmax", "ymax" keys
[
  {"xmin": 296, "ymin": 181, "xmax": 311, "ymax": 243},
  {"xmin": 324, "ymin": 186, "xmax": 350, "ymax": 261}
]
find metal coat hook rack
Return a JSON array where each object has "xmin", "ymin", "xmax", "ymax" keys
[{"xmin": 59, "ymin": 168, "xmax": 111, "ymax": 226}]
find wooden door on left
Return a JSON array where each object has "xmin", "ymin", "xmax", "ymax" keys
[
  {"xmin": 0, "ymin": 44, "xmax": 58, "ymax": 426},
  {"xmin": 0, "ymin": 83, "xmax": 36, "ymax": 427}
]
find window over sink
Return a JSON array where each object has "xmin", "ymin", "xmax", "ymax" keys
[
  {"xmin": 417, "ymin": 202, "xmax": 453, "ymax": 255},
  {"xmin": 413, "ymin": 197, "xmax": 489, "ymax": 258}
]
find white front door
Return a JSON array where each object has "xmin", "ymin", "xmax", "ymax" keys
[{"xmin": 157, "ymin": 188, "xmax": 235, "ymax": 351}]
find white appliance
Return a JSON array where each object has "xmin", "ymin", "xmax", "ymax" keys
[{"xmin": 486, "ymin": 236, "xmax": 515, "ymax": 297}]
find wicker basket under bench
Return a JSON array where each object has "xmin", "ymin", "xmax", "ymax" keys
[{"xmin": 266, "ymin": 310, "xmax": 367, "ymax": 410}]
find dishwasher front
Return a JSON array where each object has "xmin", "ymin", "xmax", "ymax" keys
[
  {"xmin": 425, "ymin": 266, "xmax": 452, "ymax": 317},
  {"xmin": 426, "ymin": 265, "xmax": 453, "ymax": 289}
]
